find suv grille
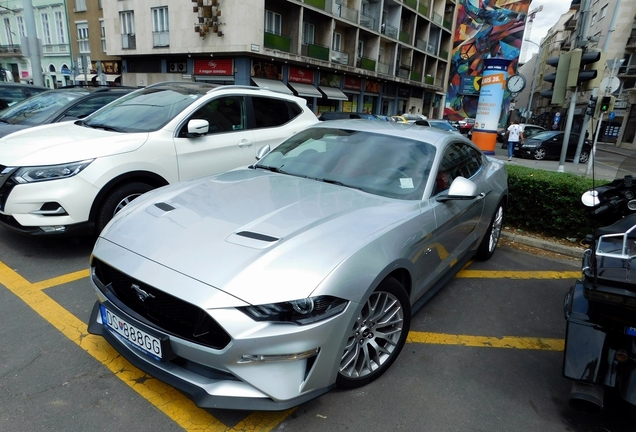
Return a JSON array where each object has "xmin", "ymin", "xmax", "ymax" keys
[
  {"xmin": 0, "ymin": 165, "xmax": 18, "ymax": 211},
  {"xmin": 93, "ymin": 259, "xmax": 231, "ymax": 350}
]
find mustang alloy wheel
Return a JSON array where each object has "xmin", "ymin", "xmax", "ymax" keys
[
  {"xmin": 337, "ymin": 277, "xmax": 411, "ymax": 389},
  {"xmin": 476, "ymin": 201, "xmax": 505, "ymax": 260}
]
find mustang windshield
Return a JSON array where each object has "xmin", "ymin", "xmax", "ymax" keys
[{"xmin": 256, "ymin": 127, "xmax": 436, "ymax": 200}]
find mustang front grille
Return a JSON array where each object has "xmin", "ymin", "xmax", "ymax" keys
[{"xmin": 92, "ymin": 258, "xmax": 231, "ymax": 350}]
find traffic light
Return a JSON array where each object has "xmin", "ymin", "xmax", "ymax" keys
[
  {"xmin": 540, "ymin": 52, "xmax": 571, "ymax": 106},
  {"xmin": 566, "ymin": 48, "xmax": 605, "ymax": 90},
  {"xmin": 586, "ymin": 96, "xmax": 597, "ymax": 116},
  {"xmin": 599, "ymin": 95, "xmax": 615, "ymax": 112}
]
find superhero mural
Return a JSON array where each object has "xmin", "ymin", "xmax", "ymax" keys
[{"xmin": 445, "ymin": 0, "xmax": 531, "ymax": 124}]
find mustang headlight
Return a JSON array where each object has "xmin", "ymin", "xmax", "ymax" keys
[
  {"xmin": 11, "ymin": 159, "xmax": 94, "ymax": 184},
  {"xmin": 239, "ymin": 295, "xmax": 348, "ymax": 325}
]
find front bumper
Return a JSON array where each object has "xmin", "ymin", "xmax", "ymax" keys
[{"xmin": 88, "ymin": 290, "xmax": 352, "ymax": 410}]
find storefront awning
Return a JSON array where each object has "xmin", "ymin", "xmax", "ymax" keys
[
  {"xmin": 75, "ymin": 74, "xmax": 97, "ymax": 81},
  {"xmin": 252, "ymin": 78, "xmax": 293, "ymax": 94},
  {"xmin": 105, "ymin": 74, "xmax": 121, "ymax": 82},
  {"xmin": 319, "ymin": 86, "xmax": 348, "ymax": 101},
  {"xmin": 287, "ymin": 82, "xmax": 321, "ymax": 98}
]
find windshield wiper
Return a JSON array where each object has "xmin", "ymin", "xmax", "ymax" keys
[
  {"xmin": 256, "ymin": 165, "xmax": 287, "ymax": 174},
  {"xmin": 322, "ymin": 178, "xmax": 364, "ymax": 191},
  {"xmin": 82, "ymin": 122, "xmax": 125, "ymax": 132}
]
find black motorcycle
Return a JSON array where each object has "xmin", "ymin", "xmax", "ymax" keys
[{"xmin": 563, "ymin": 153, "xmax": 636, "ymax": 412}]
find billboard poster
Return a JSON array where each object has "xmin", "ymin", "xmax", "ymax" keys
[{"xmin": 445, "ymin": 0, "xmax": 531, "ymax": 124}]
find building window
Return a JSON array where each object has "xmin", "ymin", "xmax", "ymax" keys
[
  {"xmin": 152, "ymin": 6, "xmax": 169, "ymax": 47},
  {"xmin": 600, "ymin": 5, "xmax": 607, "ymax": 19},
  {"xmin": 16, "ymin": 16, "xmax": 25, "ymax": 38},
  {"xmin": 100, "ymin": 19, "xmax": 106, "ymax": 52},
  {"xmin": 75, "ymin": 0, "xmax": 87, "ymax": 12},
  {"xmin": 358, "ymin": 40, "xmax": 364, "ymax": 58},
  {"xmin": 76, "ymin": 22, "xmax": 90, "ymax": 53},
  {"xmin": 55, "ymin": 12, "xmax": 66, "ymax": 44},
  {"xmin": 265, "ymin": 10, "xmax": 282, "ymax": 35},
  {"xmin": 332, "ymin": 32, "xmax": 342, "ymax": 51},
  {"xmin": 302, "ymin": 22, "xmax": 314, "ymax": 45},
  {"xmin": 590, "ymin": 14, "xmax": 596, "ymax": 27},
  {"xmin": 3, "ymin": 18, "xmax": 13, "ymax": 45},
  {"xmin": 120, "ymin": 11, "xmax": 135, "ymax": 49},
  {"xmin": 41, "ymin": 13, "xmax": 52, "ymax": 45}
]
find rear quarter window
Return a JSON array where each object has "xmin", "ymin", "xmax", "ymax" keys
[{"xmin": 252, "ymin": 96, "xmax": 296, "ymax": 128}]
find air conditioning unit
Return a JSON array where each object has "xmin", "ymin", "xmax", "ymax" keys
[{"xmin": 168, "ymin": 62, "xmax": 187, "ymax": 73}]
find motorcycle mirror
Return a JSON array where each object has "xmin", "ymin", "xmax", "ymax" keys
[{"xmin": 581, "ymin": 190, "xmax": 600, "ymax": 207}]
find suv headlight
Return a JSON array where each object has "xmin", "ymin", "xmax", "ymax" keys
[
  {"xmin": 11, "ymin": 160, "xmax": 94, "ymax": 184},
  {"xmin": 238, "ymin": 295, "xmax": 348, "ymax": 325}
]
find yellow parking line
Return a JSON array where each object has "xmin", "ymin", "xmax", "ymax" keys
[
  {"xmin": 407, "ymin": 331, "xmax": 564, "ymax": 351},
  {"xmin": 456, "ymin": 270, "xmax": 580, "ymax": 279},
  {"xmin": 0, "ymin": 261, "xmax": 291, "ymax": 431}
]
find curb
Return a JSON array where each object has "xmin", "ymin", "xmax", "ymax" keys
[{"xmin": 501, "ymin": 231, "xmax": 584, "ymax": 258}]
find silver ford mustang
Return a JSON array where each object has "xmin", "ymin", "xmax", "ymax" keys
[{"xmin": 87, "ymin": 120, "xmax": 508, "ymax": 410}]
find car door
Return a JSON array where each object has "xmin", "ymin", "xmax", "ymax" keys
[
  {"xmin": 565, "ymin": 133, "xmax": 582, "ymax": 159},
  {"xmin": 173, "ymin": 95, "xmax": 257, "ymax": 181},
  {"xmin": 423, "ymin": 142, "xmax": 487, "ymax": 289},
  {"xmin": 546, "ymin": 133, "xmax": 565, "ymax": 158}
]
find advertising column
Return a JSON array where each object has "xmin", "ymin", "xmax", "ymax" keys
[{"xmin": 471, "ymin": 58, "xmax": 511, "ymax": 155}]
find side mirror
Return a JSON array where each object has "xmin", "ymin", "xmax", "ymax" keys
[
  {"xmin": 187, "ymin": 119, "xmax": 209, "ymax": 136},
  {"xmin": 436, "ymin": 176, "xmax": 479, "ymax": 202},
  {"xmin": 256, "ymin": 144, "xmax": 271, "ymax": 160}
]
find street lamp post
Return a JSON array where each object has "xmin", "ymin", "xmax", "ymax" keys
[{"xmin": 523, "ymin": 39, "xmax": 541, "ymax": 123}]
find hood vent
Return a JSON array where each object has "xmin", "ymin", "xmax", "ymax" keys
[
  {"xmin": 235, "ymin": 231, "xmax": 279, "ymax": 242},
  {"xmin": 154, "ymin": 202, "xmax": 176, "ymax": 212}
]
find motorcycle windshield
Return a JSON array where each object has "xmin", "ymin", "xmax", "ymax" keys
[
  {"xmin": 594, "ymin": 223, "xmax": 636, "ymax": 284},
  {"xmin": 615, "ymin": 151, "xmax": 636, "ymax": 180}
]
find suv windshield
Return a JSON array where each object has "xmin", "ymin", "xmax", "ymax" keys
[
  {"xmin": 0, "ymin": 90, "xmax": 89, "ymax": 125},
  {"xmin": 83, "ymin": 84, "xmax": 213, "ymax": 133}
]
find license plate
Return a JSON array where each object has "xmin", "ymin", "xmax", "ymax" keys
[
  {"xmin": 626, "ymin": 327, "xmax": 636, "ymax": 337},
  {"xmin": 100, "ymin": 305, "xmax": 163, "ymax": 361}
]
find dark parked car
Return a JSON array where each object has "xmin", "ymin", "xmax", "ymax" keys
[
  {"xmin": 0, "ymin": 82, "xmax": 49, "ymax": 112},
  {"xmin": 317, "ymin": 111, "xmax": 379, "ymax": 121},
  {"xmin": 514, "ymin": 130, "xmax": 592, "ymax": 163},
  {"xmin": 0, "ymin": 86, "xmax": 133, "ymax": 138}
]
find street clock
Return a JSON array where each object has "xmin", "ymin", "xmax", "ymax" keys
[{"xmin": 506, "ymin": 74, "xmax": 526, "ymax": 93}]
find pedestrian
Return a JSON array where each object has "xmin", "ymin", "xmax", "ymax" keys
[{"xmin": 506, "ymin": 120, "xmax": 523, "ymax": 161}]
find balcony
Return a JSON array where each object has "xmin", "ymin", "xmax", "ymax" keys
[
  {"xmin": 399, "ymin": 30, "xmax": 410, "ymax": 44},
  {"xmin": 439, "ymin": 49, "xmax": 448, "ymax": 59},
  {"xmin": 403, "ymin": 0, "xmax": 417, "ymax": 8},
  {"xmin": 398, "ymin": 69, "xmax": 409, "ymax": 79},
  {"xmin": 43, "ymin": 44, "xmax": 69, "ymax": 54},
  {"xmin": 153, "ymin": 31, "xmax": 169, "ymax": 48},
  {"xmin": 443, "ymin": 19, "xmax": 451, "ymax": 30},
  {"xmin": 564, "ymin": 15, "xmax": 577, "ymax": 30},
  {"xmin": 264, "ymin": 31, "xmax": 291, "ymax": 52},
  {"xmin": 0, "ymin": 45, "xmax": 21, "ymax": 56},
  {"xmin": 418, "ymin": 0, "xmax": 429, "ymax": 16},
  {"xmin": 626, "ymin": 36, "xmax": 636, "ymax": 50},
  {"xmin": 424, "ymin": 74, "xmax": 434, "ymax": 85},
  {"xmin": 432, "ymin": 12, "xmax": 442, "ymax": 26},
  {"xmin": 618, "ymin": 65, "xmax": 636, "ymax": 78},
  {"xmin": 381, "ymin": 23, "xmax": 398, "ymax": 39},
  {"xmin": 302, "ymin": 43, "xmax": 329, "ymax": 61},
  {"xmin": 334, "ymin": 1, "xmax": 358, "ymax": 23},
  {"xmin": 304, "ymin": 0, "xmax": 326, "ymax": 9},
  {"xmin": 377, "ymin": 61, "xmax": 393, "ymax": 75},
  {"xmin": 122, "ymin": 33, "xmax": 136, "ymax": 50},
  {"xmin": 357, "ymin": 56, "xmax": 376, "ymax": 71},
  {"xmin": 331, "ymin": 49, "xmax": 349, "ymax": 65},
  {"xmin": 410, "ymin": 71, "xmax": 421, "ymax": 82},
  {"xmin": 360, "ymin": 12, "xmax": 378, "ymax": 31}
]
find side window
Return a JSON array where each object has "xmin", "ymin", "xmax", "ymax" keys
[
  {"xmin": 63, "ymin": 94, "xmax": 123, "ymax": 119},
  {"xmin": 252, "ymin": 96, "xmax": 291, "ymax": 128},
  {"xmin": 186, "ymin": 96, "xmax": 245, "ymax": 135},
  {"xmin": 434, "ymin": 142, "xmax": 483, "ymax": 195}
]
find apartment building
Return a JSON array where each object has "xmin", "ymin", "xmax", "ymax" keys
[
  {"xmin": 99, "ymin": 0, "xmax": 455, "ymax": 116},
  {"xmin": 0, "ymin": 0, "xmax": 73, "ymax": 88}
]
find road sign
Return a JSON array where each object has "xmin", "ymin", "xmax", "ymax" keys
[
  {"xmin": 600, "ymin": 76, "xmax": 620, "ymax": 94},
  {"xmin": 608, "ymin": 112, "xmax": 616, "ymax": 120}
]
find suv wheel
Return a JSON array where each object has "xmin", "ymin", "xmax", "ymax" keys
[{"xmin": 96, "ymin": 182, "xmax": 154, "ymax": 234}]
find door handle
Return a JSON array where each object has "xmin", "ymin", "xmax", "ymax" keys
[{"xmin": 238, "ymin": 140, "xmax": 253, "ymax": 148}]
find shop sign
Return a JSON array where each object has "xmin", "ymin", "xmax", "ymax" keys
[
  {"xmin": 251, "ymin": 60, "xmax": 283, "ymax": 80},
  {"xmin": 365, "ymin": 80, "xmax": 381, "ymax": 93},
  {"xmin": 343, "ymin": 77, "xmax": 361, "ymax": 91},
  {"xmin": 289, "ymin": 67, "xmax": 314, "ymax": 84},
  {"xmin": 194, "ymin": 59, "xmax": 234, "ymax": 75}
]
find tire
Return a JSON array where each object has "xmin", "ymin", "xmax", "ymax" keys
[
  {"xmin": 579, "ymin": 149, "xmax": 590, "ymax": 164},
  {"xmin": 337, "ymin": 277, "xmax": 411, "ymax": 389},
  {"xmin": 533, "ymin": 147, "xmax": 547, "ymax": 160},
  {"xmin": 96, "ymin": 182, "xmax": 154, "ymax": 233},
  {"xmin": 475, "ymin": 201, "xmax": 505, "ymax": 261}
]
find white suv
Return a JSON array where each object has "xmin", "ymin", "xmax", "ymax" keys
[{"xmin": 0, "ymin": 82, "xmax": 318, "ymax": 236}]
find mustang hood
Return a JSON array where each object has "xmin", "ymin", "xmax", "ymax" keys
[
  {"xmin": 99, "ymin": 169, "xmax": 419, "ymax": 305},
  {"xmin": 0, "ymin": 122, "xmax": 148, "ymax": 166}
]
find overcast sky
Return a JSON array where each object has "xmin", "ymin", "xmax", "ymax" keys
[{"xmin": 520, "ymin": 0, "xmax": 572, "ymax": 62}]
